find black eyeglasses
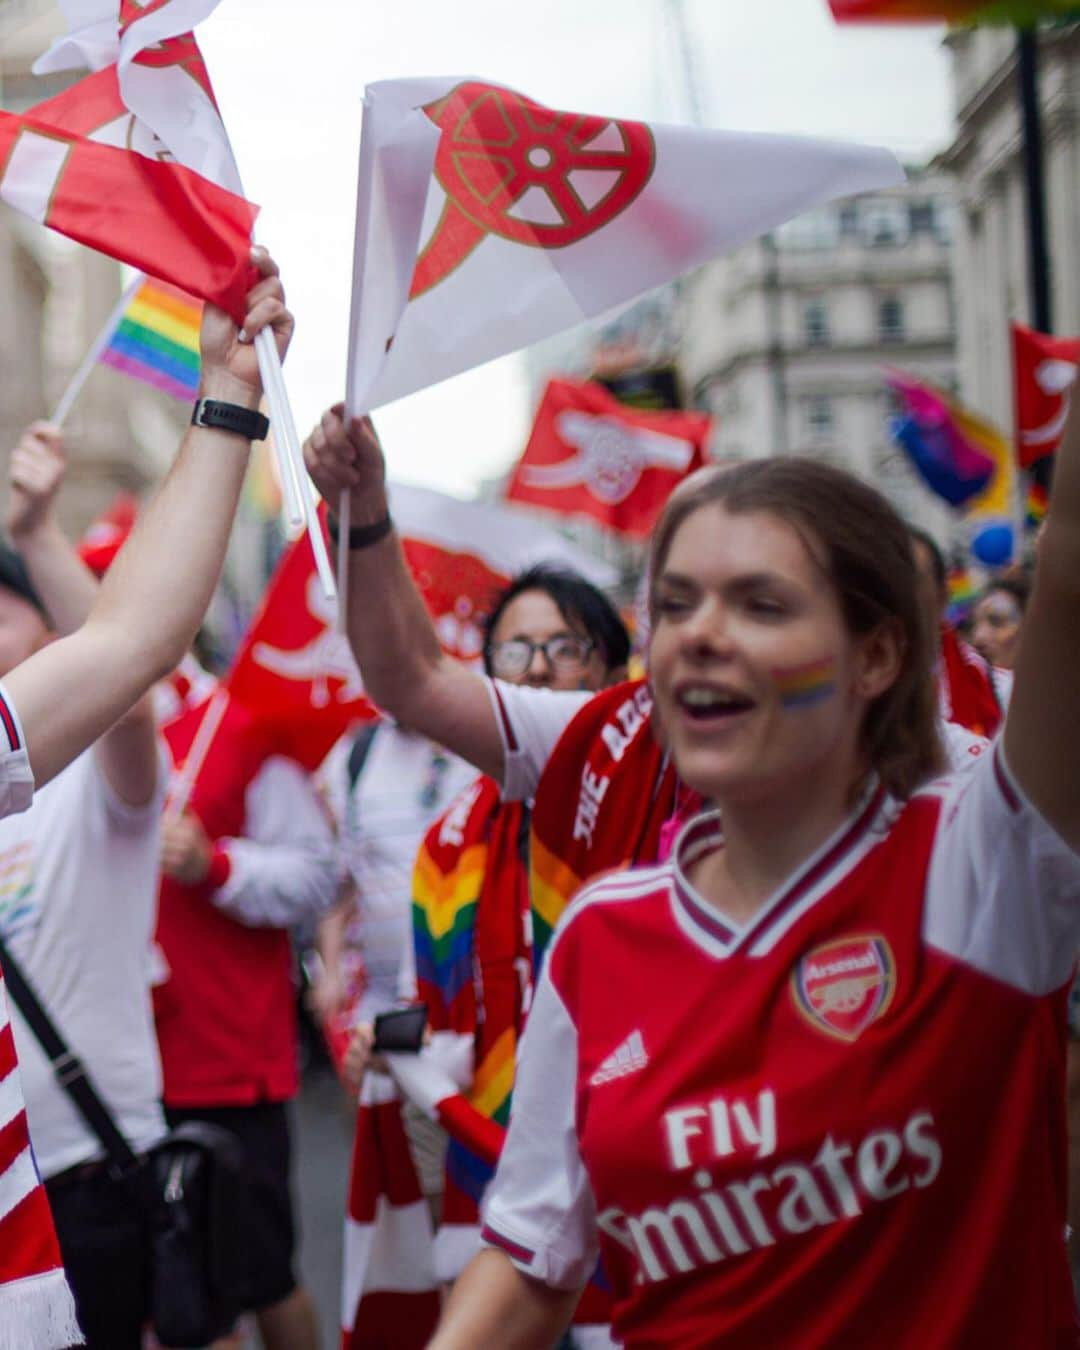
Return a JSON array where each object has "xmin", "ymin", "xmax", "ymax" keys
[{"xmin": 487, "ymin": 635, "xmax": 595, "ymax": 679}]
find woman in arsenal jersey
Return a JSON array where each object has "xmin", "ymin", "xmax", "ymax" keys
[{"xmin": 422, "ymin": 393, "xmax": 1080, "ymax": 1348}]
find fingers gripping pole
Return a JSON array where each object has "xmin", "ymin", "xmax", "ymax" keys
[{"xmin": 254, "ymin": 329, "xmax": 305, "ymax": 530}]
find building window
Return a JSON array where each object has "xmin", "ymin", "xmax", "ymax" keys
[
  {"xmin": 803, "ymin": 297, "xmax": 830, "ymax": 348},
  {"xmin": 777, "ymin": 208, "xmax": 840, "ymax": 251},
  {"xmin": 805, "ymin": 395, "xmax": 834, "ymax": 444},
  {"xmin": 838, "ymin": 203, "xmax": 860, "ymax": 237},
  {"xmin": 878, "ymin": 295, "xmax": 905, "ymax": 344},
  {"xmin": 860, "ymin": 199, "xmax": 910, "ymax": 248}
]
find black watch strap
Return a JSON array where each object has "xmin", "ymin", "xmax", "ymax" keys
[
  {"xmin": 191, "ymin": 397, "xmax": 269, "ymax": 441},
  {"xmin": 327, "ymin": 511, "xmax": 394, "ymax": 549}
]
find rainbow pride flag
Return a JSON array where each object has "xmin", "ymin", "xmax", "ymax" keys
[
  {"xmin": 946, "ymin": 564, "xmax": 978, "ymax": 625},
  {"xmin": 829, "ymin": 0, "xmax": 1079, "ymax": 23},
  {"xmin": 99, "ymin": 276, "xmax": 201, "ymax": 400},
  {"xmin": 1025, "ymin": 479, "xmax": 1049, "ymax": 529}
]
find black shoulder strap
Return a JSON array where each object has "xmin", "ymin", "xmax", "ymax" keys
[
  {"xmin": 347, "ymin": 721, "xmax": 380, "ymax": 790},
  {"xmin": 0, "ymin": 935, "xmax": 137, "ymax": 1174}
]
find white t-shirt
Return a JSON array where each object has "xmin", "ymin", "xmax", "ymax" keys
[
  {"xmin": 1, "ymin": 748, "xmax": 167, "ymax": 1177},
  {"xmin": 485, "ymin": 680, "xmax": 592, "ymax": 803},
  {"xmin": 320, "ymin": 724, "xmax": 476, "ymax": 1018}
]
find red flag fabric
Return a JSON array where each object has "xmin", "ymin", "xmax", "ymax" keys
[
  {"xmin": 506, "ymin": 378, "xmax": 710, "ymax": 537},
  {"xmin": 2, "ymin": 93, "xmax": 257, "ymax": 322},
  {"xmin": 225, "ymin": 490, "xmax": 614, "ymax": 770},
  {"xmin": 1012, "ymin": 323, "xmax": 1080, "ymax": 468},
  {"xmin": 225, "ymin": 519, "xmax": 375, "ymax": 773}
]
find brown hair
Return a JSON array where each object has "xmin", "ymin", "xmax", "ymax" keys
[{"xmin": 649, "ymin": 458, "xmax": 945, "ymax": 800}]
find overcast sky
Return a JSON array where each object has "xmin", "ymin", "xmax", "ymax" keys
[{"xmin": 198, "ymin": 0, "xmax": 952, "ymax": 497}]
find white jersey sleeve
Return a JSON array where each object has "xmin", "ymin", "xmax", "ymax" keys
[
  {"xmin": 0, "ymin": 682, "xmax": 33, "ymax": 819},
  {"xmin": 481, "ymin": 954, "xmax": 598, "ymax": 1290},
  {"xmin": 485, "ymin": 679, "xmax": 592, "ymax": 803},
  {"xmin": 924, "ymin": 741, "xmax": 1080, "ymax": 995},
  {"xmin": 212, "ymin": 756, "xmax": 341, "ymax": 929}
]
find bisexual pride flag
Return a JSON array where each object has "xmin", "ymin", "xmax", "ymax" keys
[
  {"xmin": 887, "ymin": 371, "xmax": 1000, "ymax": 508},
  {"xmin": 100, "ymin": 276, "xmax": 202, "ymax": 400}
]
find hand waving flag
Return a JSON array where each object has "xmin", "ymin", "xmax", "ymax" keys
[{"xmin": 346, "ymin": 78, "xmax": 904, "ymax": 413}]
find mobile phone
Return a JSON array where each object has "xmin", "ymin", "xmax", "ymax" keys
[{"xmin": 372, "ymin": 1004, "xmax": 428, "ymax": 1054}]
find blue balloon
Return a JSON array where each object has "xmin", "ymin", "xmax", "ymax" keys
[{"xmin": 971, "ymin": 523, "xmax": 1014, "ymax": 567}]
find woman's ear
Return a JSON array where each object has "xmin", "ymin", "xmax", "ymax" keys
[{"xmin": 854, "ymin": 619, "xmax": 906, "ymax": 702}]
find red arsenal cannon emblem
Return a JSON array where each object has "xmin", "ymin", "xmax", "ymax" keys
[{"xmin": 410, "ymin": 82, "xmax": 656, "ymax": 300}]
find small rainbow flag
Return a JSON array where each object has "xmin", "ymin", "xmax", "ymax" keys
[
  {"xmin": 946, "ymin": 564, "xmax": 978, "ymax": 625},
  {"xmin": 1025, "ymin": 480, "xmax": 1049, "ymax": 529},
  {"xmin": 99, "ymin": 277, "xmax": 202, "ymax": 401}
]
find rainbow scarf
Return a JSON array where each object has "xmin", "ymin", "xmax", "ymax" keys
[
  {"xmin": 530, "ymin": 679, "xmax": 680, "ymax": 972},
  {"xmin": 412, "ymin": 779, "xmax": 528, "ymax": 1266}
]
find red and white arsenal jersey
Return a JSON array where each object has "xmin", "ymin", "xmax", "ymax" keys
[{"xmin": 483, "ymin": 744, "xmax": 1080, "ymax": 1348}]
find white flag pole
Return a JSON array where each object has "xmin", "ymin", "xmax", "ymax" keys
[
  {"xmin": 336, "ymin": 487, "xmax": 351, "ymax": 621},
  {"xmin": 164, "ymin": 685, "xmax": 230, "ymax": 821},
  {"xmin": 51, "ymin": 273, "xmax": 144, "ymax": 427},
  {"xmin": 254, "ymin": 329, "xmax": 305, "ymax": 531},
  {"xmin": 254, "ymin": 328, "xmax": 336, "ymax": 600}
]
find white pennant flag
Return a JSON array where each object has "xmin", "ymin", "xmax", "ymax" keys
[{"xmin": 346, "ymin": 77, "xmax": 905, "ymax": 413}]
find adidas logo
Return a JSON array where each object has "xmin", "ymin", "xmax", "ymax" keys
[{"xmin": 589, "ymin": 1030, "xmax": 648, "ymax": 1087}]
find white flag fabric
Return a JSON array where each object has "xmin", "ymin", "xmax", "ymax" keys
[
  {"xmin": 33, "ymin": 0, "xmax": 242, "ymax": 193},
  {"xmin": 346, "ymin": 77, "xmax": 905, "ymax": 413}
]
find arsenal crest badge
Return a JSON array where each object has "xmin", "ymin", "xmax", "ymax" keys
[{"xmin": 791, "ymin": 935, "xmax": 896, "ymax": 1043}]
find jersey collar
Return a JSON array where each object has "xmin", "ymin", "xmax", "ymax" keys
[{"xmin": 669, "ymin": 777, "xmax": 889, "ymax": 960}]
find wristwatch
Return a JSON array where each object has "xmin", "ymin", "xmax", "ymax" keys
[{"xmin": 190, "ymin": 398, "xmax": 270, "ymax": 441}]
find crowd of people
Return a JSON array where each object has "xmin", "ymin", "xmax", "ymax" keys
[{"xmin": 0, "ymin": 245, "xmax": 1076, "ymax": 1350}]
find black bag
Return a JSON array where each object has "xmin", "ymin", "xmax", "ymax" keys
[
  {"xmin": 0, "ymin": 935, "xmax": 250, "ymax": 1347},
  {"xmin": 148, "ymin": 1120, "xmax": 249, "ymax": 1346}
]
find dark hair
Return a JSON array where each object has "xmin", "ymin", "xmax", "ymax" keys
[
  {"xmin": 908, "ymin": 526, "xmax": 946, "ymax": 594},
  {"xmin": 649, "ymin": 458, "xmax": 944, "ymax": 800},
  {"xmin": 977, "ymin": 574, "xmax": 1030, "ymax": 615},
  {"xmin": 0, "ymin": 542, "xmax": 45, "ymax": 618},
  {"xmin": 482, "ymin": 564, "xmax": 629, "ymax": 677}
]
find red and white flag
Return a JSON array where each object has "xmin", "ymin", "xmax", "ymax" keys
[
  {"xmin": 0, "ymin": 101, "xmax": 256, "ymax": 322},
  {"xmin": 34, "ymin": 0, "xmax": 243, "ymax": 194},
  {"xmin": 225, "ymin": 489, "xmax": 616, "ymax": 768},
  {"xmin": 507, "ymin": 377, "xmax": 710, "ymax": 536},
  {"xmin": 346, "ymin": 77, "xmax": 903, "ymax": 412},
  {"xmin": 1012, "ymin": 322, "xmax": 1080, "ymax": 468}
]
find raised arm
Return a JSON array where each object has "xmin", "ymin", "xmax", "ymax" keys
[
  {"xmin": 7, "ymin": 422, "xmax": 157, "ymax": 806},
  {"xmin": 1004, "ymin": 392, "xmax": 1080, "ymax": 849},
  {"xmin": 4, "ymin": 249, "xmax": 293, "ymax": 792},
  {"xmin": 302, "ymin": 406, "xmax": 506, "ymax": 781}
]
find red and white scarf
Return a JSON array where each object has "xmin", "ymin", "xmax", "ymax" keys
[{"xmin": 0, "ymin": 981, "xmax": 82, "ymax": 1348}]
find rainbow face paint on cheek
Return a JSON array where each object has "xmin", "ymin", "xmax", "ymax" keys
[{"xmin": 772, "ymin": 657, "xmax": 838, "ymax": 709}]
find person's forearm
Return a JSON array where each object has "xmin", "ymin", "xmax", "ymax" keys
[
  {"xmin": 93, "ymin": 368, "xmax": 255, "ymax": 680},
  {"xmin": 11, "ymin": 520, "xmax": 98, "ymax": 636},
  {"xmin": 428, "ymin": 1249, "xmax": 578, "ymax": 1350},
  {"xmin": 342, "ymin": 488, "xmax": 447, "ymax": 720},
  {"xmin": 1004, "ymin": 392, "xmax": 1080, "ymax": 846}
]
